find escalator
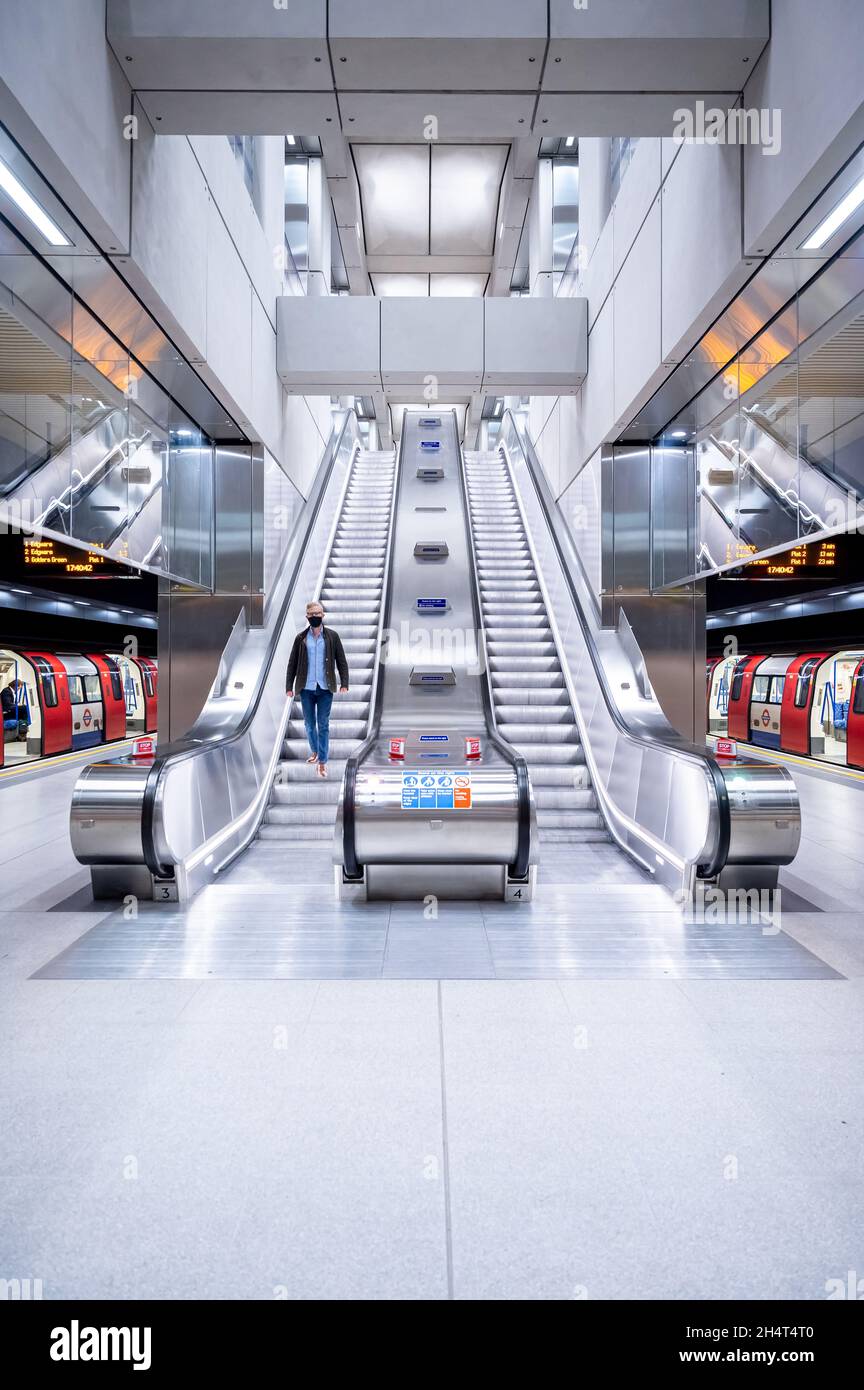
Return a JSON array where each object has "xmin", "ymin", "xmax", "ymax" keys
[
  {"xmin": 463, "ymin": 449, "xmax": 606, "ymax": 844},
  {"xmin": 698, "ymin": 405, "xmax": 855, "ymax": 568},
  {"xmin": 72, "ymin": 408, "xmax": 803, "ymax": 907},
  {"xmin": 335, "ymin": 410, "xmax": 801, "ymax": 901},
  {"xmin": 1, "ymin": 400, "xmax": 163, "ymax": 564},
  {"xmin": 260, "ymin": 448, "xmax": 396, "ymax": 843},
  {"xmin": 70, "ymin": 412, "xmax": 385, "ymax": 900}
]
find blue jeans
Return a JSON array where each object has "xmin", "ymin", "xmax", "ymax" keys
[{"xmin": 300, "ymin": 687, "xmax": 333, "ymax": 763}]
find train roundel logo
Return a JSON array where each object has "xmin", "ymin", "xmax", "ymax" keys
[
  {"xmin": 761, "ymin": 709, "xmax": 770, "ymax": 727},
  {"xmin": 83, "ymin": 708, "xmax": 92, "ymax": 728}
]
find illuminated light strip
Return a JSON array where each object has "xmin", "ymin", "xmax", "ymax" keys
[
  {"xmin": 0, "ymin": 154, "xmax": 72, "ymax": 246},
  {"xmin": 800, "ymin": 171, "xmax": 864, "ymax": 250}
]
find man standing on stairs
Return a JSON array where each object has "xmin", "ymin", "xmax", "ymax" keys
[{"xmin": 286, "ymin": 601, "xmax": 349, "ymax": 780}]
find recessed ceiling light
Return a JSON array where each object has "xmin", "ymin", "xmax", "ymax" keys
[
  {"xmin": 0, "ymin": 155, "xmax": 71, "ymax": 246},
  {"xmin": 800, "ymin": 171, "xmax": 864, "ymax": 250},
  {"xmin": 10, "ymin": 588, "xmax": 30, "ymax": 595},
  {"xmin": 565, "ymin": 136, "xmax": 575, "ymax": 148},
  {"xmin": 286, "ymin": 134, "xmax": 296, "ymax": 146}
]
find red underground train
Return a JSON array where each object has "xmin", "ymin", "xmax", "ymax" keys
[
  {"xmin": 707, "ymin": 649, "xmax": 864, "ymax": 770},
  {"xmin": 0, "ymin": 649, "xmax": 157, "ymax": 768}
]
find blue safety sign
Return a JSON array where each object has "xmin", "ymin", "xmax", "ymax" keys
[
  {"xmin": 419, "ymin": 734, "xmax": 449, "ymax": 742},
  {"xmin": 419, "ymin": 439, "xmax": 441, "ymax": 450},
  {"xmin": 401, "ymin": 770, "xmax": 468, "ymax": 809},
  {"xmin": 416, "ymin": 597, "xmax": 448, "ymax": 611}
]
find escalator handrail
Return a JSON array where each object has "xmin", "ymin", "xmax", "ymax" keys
[
  {"xmin": 341, "ymin": 427, "xmax": 405, "ymax": 880},
  {"xmin": 501, "ymin": 411, "xmax": 731, "ymax": 878},
  {"xmin": 141, "ymin": 411, "xmax": 358, "ymax": 877},
  {"xmin": 457, "ymin": 442, "xmax": 532, "ymax": 880}
]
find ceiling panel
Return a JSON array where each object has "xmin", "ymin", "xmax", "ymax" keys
[
  {"xmin": 430, "ymin": 274, "xmax": 488, "ymax": 297},
  {"xmin": 353, "ymin": 145, "xmax": 429, "ymax": 256},
  {"xmin": 430, "ymin": 145, "xmax": 508, "ymax": 256},
  {"xmin": 372, "ymin": 273, "xmax": 430, "ymax": 297}
]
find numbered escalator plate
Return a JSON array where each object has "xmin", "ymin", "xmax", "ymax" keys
[{"xmin": 401, "ymin": 772, "xmax": 472, "ymax": 810}]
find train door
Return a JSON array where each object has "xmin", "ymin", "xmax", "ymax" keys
[
  {"xmin": 58, "ymin": 655, "xmax": 104, "ymax": 750},
  {"xmin": 727, "ymin": 655, "xmax": 764, "ymax": 741},
  {"xmin": 112, "ymin": 655, "xmax": 145, "ymax": 731},
  {"xmin": 810, "ymin": 650, "xmax": 863, "ymax": 763},
  {"xmin": 0, "ymin": 650, "xmax": 42, "ymax": 766},
  {"xmin": 134, "ymin": 657, "xmax": 158, "ymax": 733},
  {"xmin": 708, "ymin": 655, "xmax": 736, "ymax": 735},
  {"xmin": 22, "ymin": 651, "xmax": 71, "ymax": 756},
  {"xmin": 847, "ymin": 658, "xmax": 864, "ymax": 769},
  {"xmin": 86, "ymin": 653, "xmax": 126, "ymax": 743},
  {"xmin": 748, "ymin": 657, "xmax": 792, "ymax": 749},
  {"xmin": 780, "ymin": 653, "xmax": 828, "ymax": 755}
]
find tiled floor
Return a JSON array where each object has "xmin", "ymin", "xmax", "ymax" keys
[{"xmin": 1, "ymin": 757, "xmax": 862, "ymax": 1299}]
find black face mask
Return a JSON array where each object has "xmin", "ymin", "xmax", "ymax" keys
[{"xmin": 308, "ymin": 615, "xmax": 323, "ymax": 628}]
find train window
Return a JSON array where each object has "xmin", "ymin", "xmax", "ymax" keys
[
  {"xmin": 83, "ymin": 675, "xmax": 101, "ymax": 702},
  {"xmin": 67, "ymin": 676, "xmax": 84, "ymax": 704},
  {"xmin": 854, "ymin": 673, "xmax": 864, "ymax": 715},
  {"xmin": 752, "ymin": 675, "xmax": 770, "ymax": 702},
  {"xmin": 794, "ymin": 658, "xmax": 819, "ymax": 708},
  {"xmin": 143, "ymin": 669, "xmax": 155, "ymax": 698},
  {"xmin": 769, "ymin": 676, "xmax": 785, "ymax": 704},
  {"xmin": 109, "ymin": 670, "xmax": 122, "ymax": 700},
  {"xmin": 40, "ymin": 673, "xmax": 57, "ymax": 707}
]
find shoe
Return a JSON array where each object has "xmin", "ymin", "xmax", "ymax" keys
[
  {"xmin": 306, "ymin": 753, "xmax": 318, "ymax": 763},
  {"xmin": 317, "ymin": 763, "xmax": 328, "ymax": 778}
]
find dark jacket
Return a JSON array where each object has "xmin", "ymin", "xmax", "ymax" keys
[{"xmin": 286, "ymin": 625, "xmax": 349, "ymax": 696}]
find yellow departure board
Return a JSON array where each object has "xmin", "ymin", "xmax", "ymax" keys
[
  {"xmin": 23, "ymin": 538, "xmax": 108, "ymax": 576},
  {"xmin": 727, "ymin": 539, "xmax": 838, "ymax": 578}
]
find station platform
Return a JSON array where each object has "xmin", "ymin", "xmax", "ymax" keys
[{"xmin": 2, "ymin": 757, "xmax": 863, "ymax": 1299}]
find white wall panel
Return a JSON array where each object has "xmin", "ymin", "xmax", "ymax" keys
[
  {"xmin": 277, "ymin": 296, "xmax": 381, "ymax": 393},
  {"xmin": 612, "ymin": 138, "xmax": 662, "ymax": 277},
  {"xmin": 129, "ymin": 127, "xmax": 209, "ymax": 363},
  {"xmin": 484, "ymin": 298, "xmax": 587, "ymax": 392},
  {"xmin": 579, "ymin": 217, "xmax": 614, "ymax": 331},
  {"xmin": 575, "ymin": 296, "xmax": 614, "ymax": 474},
  {"xmin": 190, "ymin": 135, "xmax": 281, "ymax": 331},
  {"xmin": 381, "ymin": 297, "xmax": 483, "ymax": 388},
  {"xmin": 205, "ymin": 198, "xmax": 252, "ymax": 420},
  {"xmin": 250, "ymin": 292, "xmax": 281, "ymax": 460},
  {"xmin": 0, "ymin": 0, "xmax": 132, "ymax": 251},
  {"xmin": 613, "ymin": 198, "xmax": 663, "ymax": 426},
  {"xmin": 742, "ymin": 0, "xmax": 864, "ymax": 255},
  {"xmin": 661, "ymin": 138, "xmax": 744, "ymax": 363}
]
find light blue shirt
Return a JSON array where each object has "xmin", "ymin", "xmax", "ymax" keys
[{"xmin": 305, "ymin": 626, "xmax": 327, "ymax": 690}]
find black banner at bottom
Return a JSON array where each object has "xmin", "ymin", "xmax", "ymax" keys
[{"xmin": 2, "ymin": 1297, "xmax": 861, "ymax": 1375}]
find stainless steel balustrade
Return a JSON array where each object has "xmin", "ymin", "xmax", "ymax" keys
[
  {"xmin": 71, "ymin": 412, "xmax": 362, "ymax": 901},
  {"xmin": 499, "ymin": 411, "xmax": 800, "ymax": 894}
]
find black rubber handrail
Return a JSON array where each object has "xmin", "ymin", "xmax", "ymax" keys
[
  {"xmin": 141, "ymin": 412, "xmax": 357, "ymax": 878},
  {"xmin": 503, "ymin": 413, "xmax": 731, "ymax": 879}
]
